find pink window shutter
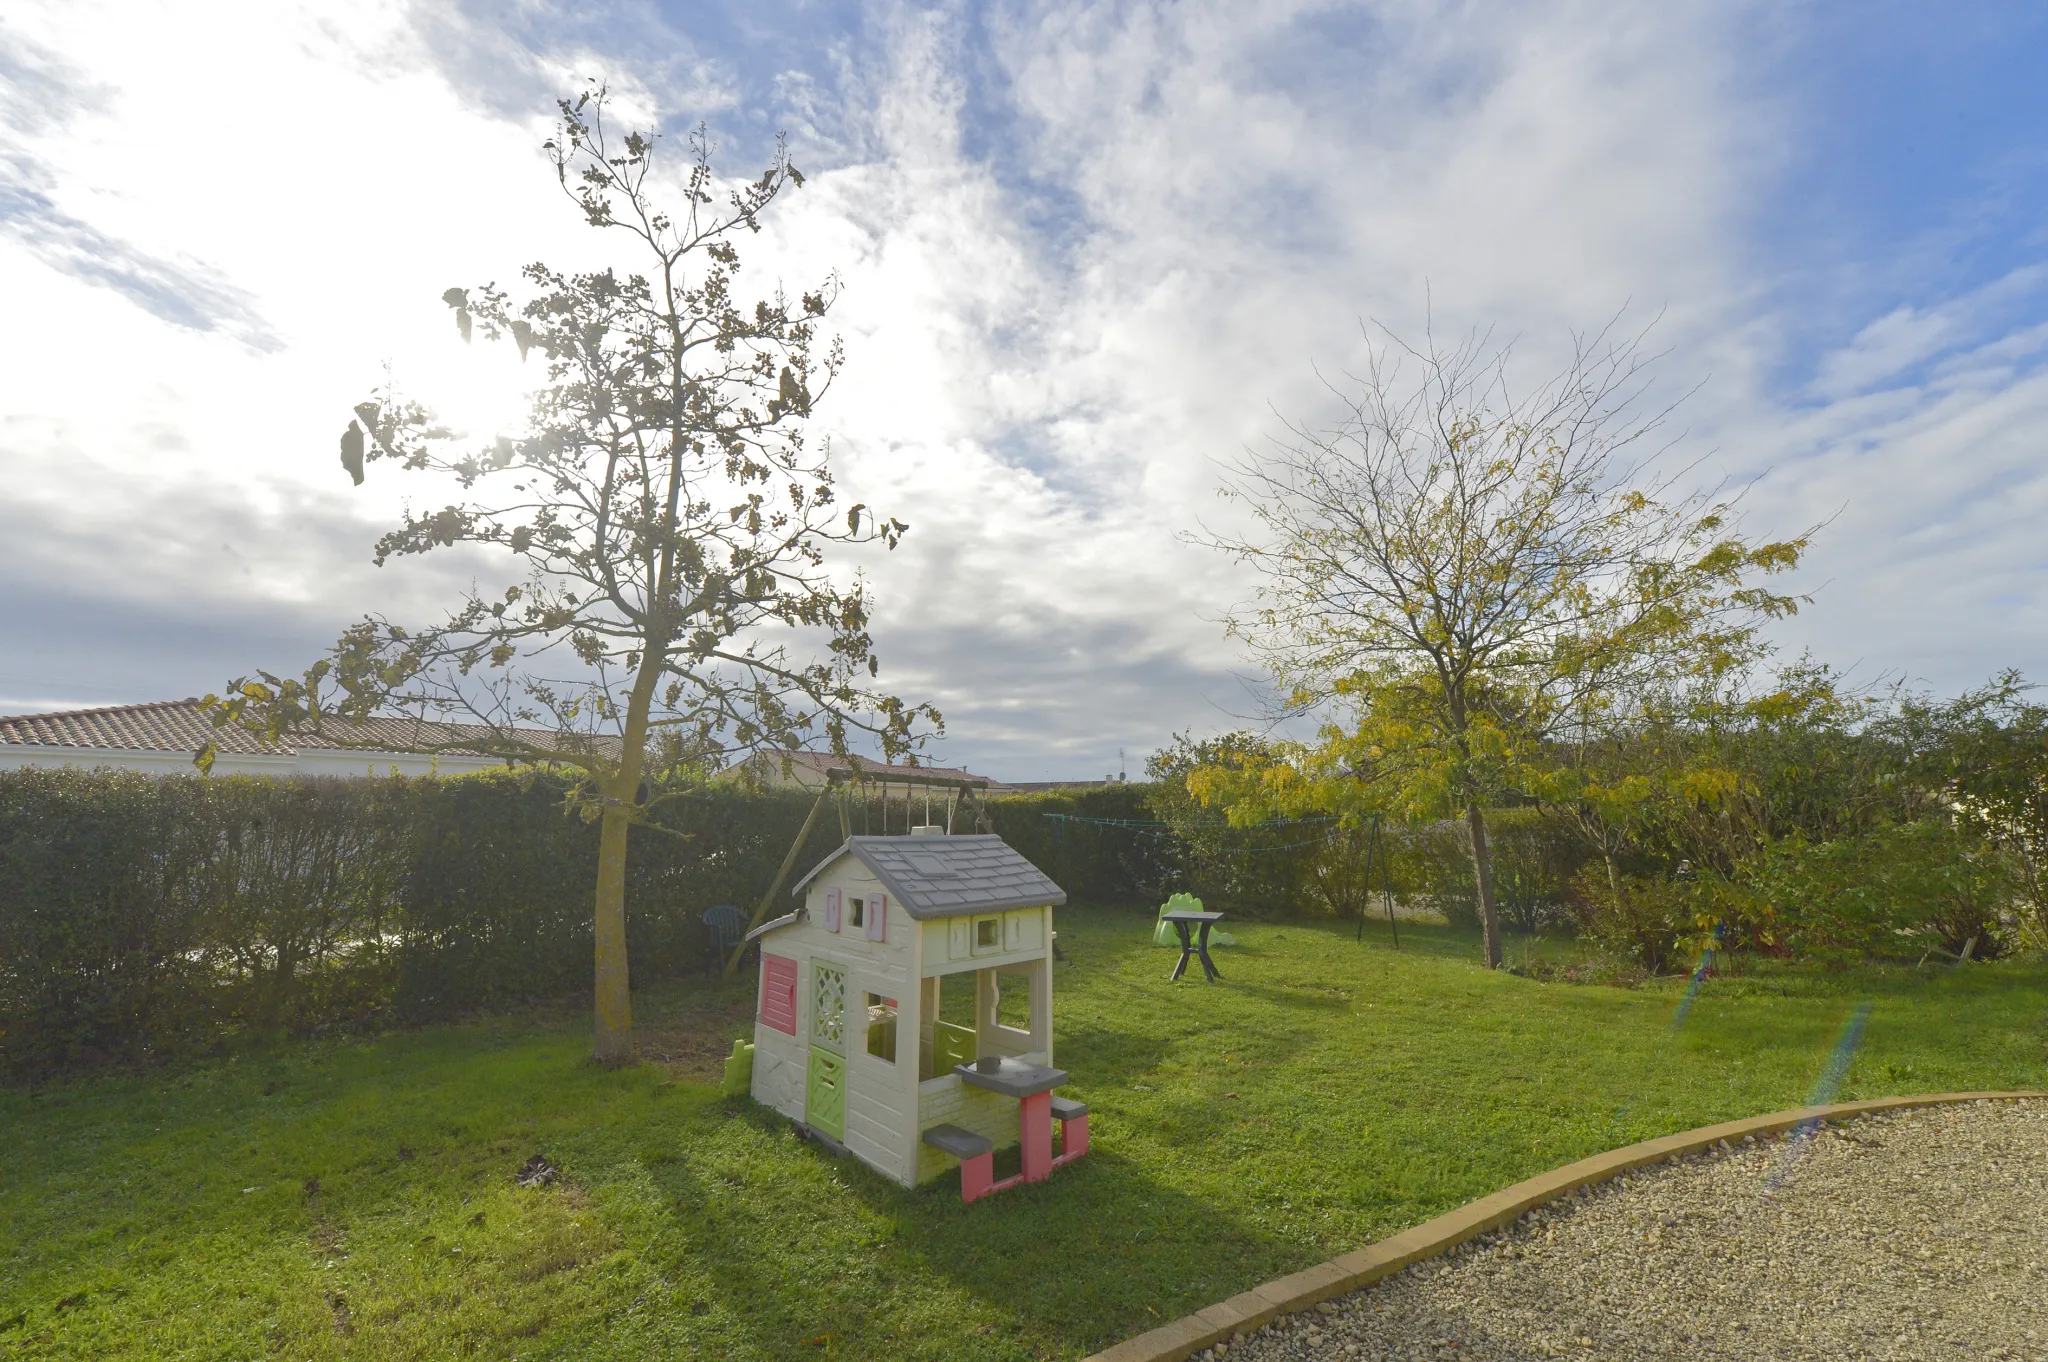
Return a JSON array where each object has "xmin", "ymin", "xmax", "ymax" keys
[
  {"xmin": 760, "ymin": 954, "xmax": 799, "ymax": 1034},
  {"xmin": 824, "ymin": 886, "xmax": 841, "ymax": 933},
  {"xmin": 866, "ymin": 893, "xmax": 887, "ymax": 942}
]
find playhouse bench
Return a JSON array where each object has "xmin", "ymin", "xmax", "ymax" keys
[
  {"xmin": 922, "ymin": 1124, "xmax": 994, "ymax": 1159},
  {"xmin": 923, "ymin": 1097, "xmax": 1089, "ymax": 1204},
  {"xmin": 923, "ymin": 1124, "xmax": 997, "ymax": 1202},
  {"xmin": 1056, "ymin": 1089, "xmax": 1089, "ymax": 1155},
  {"xmin": 1050, "ymin": 1097, "xmax": 1089, "ymax": 1164}
]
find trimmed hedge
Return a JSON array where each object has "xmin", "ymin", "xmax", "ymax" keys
[
  {"xmin": 0, "ymin": 769, "xmax": 839, "ymax": 1075},
  {"xmin": 0, "ymin": 768, "xmax": 1596, "ymax": 1076},
  {"xmin": 990, "ymin": 785, "xmax": 1594, "ymax": 930},
  {"xmin": 985, "ymin": 784, "xmax": 1179, "ymax": 905}
]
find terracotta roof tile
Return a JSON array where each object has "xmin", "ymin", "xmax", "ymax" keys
[
  {"xmin": 745, "ymin": 749, "xmax": 993, "ymax": 786},
  {"xmin": 0, "ymin": 699, "xmax": 620, "ymax": 760}
]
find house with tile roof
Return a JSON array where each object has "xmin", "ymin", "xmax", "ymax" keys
[
  {"xmin": 735, "ymin": 748, "xmax": 995, "ymax": 791},
  {"xmin": 732, "ymin": 748, "xmax": 1120, "ymax": 797},
  {"xmin": 0, "ymin": 698, "xmax": 609, "ymax": 777}
]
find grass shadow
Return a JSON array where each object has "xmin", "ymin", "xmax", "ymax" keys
[{"xmin": 826, "ymin": 1140, "xmax": 1312, "ymax": 1358}]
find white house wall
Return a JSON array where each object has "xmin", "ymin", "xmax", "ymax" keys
[
  {"xmin": 294, "ymin": 749, "xmax": 508, "ymax": 777},
  {"xmin": 0, "ymin": 744, "xmax": 508, "ymax": 778},
  {"xmin": 0, "ymin": 745, "xmax": 296, "ymax": 776}
]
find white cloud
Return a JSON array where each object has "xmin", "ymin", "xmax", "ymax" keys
[
  {"xmin": 3, "ymin": 1, "xmax": 2045, "ymax": 772},
  {"xmin": 1807, "ymin": 265, "xmax": 2048, "ymax": 401}
]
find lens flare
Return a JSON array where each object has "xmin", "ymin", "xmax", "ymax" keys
[
  {"xmin": 1763, "ymin": 999, "xmax": 1873, "ymax": 1195},
  {"xmin": 1668, "ymin": 949, "xmax": 1716, "ymax": 1030}
]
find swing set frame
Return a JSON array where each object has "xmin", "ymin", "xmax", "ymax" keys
[
  {"xmin": 725, "ymin": 762, "xmax": 996, "ymax": 977},
  {"xmin": 1351, "ymin": 813, "xmax": 1402, "ymax": 947}
]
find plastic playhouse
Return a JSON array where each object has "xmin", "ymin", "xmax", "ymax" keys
[{"xmin": 740, "ymin": 830, "xmax": 1087, "ymax": 1200}]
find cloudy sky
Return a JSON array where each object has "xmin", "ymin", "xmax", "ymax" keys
[{"xmin": 3, "ymin": 2, "xmax": 2045, "ymax": 779}]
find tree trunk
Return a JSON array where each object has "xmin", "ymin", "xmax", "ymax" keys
[
  {"xmin": 591, "ymin": 797, "xmax": 635, "ymax": 1065},
  {"xmin": 1465, "ymin": 801, "xmax": 1503, "ymax": 969},
  {"xmin": 592, "ymin": 647, "xmax": 659, "ymax": 1065}
]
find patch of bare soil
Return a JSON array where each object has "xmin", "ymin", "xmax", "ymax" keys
[{"xmin": 632, "ymin": 987, "xmax": 755, "ymax": 1082}]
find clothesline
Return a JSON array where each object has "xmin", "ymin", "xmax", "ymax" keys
[
  {"xmin": 1039, "ymin": 813, "xmax": 1340, "ymax": 829},
  {"xmin": 1041, "ymin": 811, "xmax": 1366, "ymax": 858}
]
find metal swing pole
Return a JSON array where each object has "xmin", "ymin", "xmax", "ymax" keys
[
  {"xmin": 1378, "ymin": 815, "xmax": 1399, "ymax": 949},
  {"xmin": 1356, "ymin": 817, "xmax": 1377, "ymax": 944}
]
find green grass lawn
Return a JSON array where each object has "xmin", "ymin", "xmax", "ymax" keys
[{"xmin": 6, "ymin": 908, "xmax": 2046, "ymax": 1360}]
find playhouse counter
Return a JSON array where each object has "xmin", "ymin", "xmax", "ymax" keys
[{"xmin": 955, "ymin": 1055, "xmax": 1068, "ymax": 1097}]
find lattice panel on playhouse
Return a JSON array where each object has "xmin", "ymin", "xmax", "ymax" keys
[{"xmin": 811, "ymin": 962, "xmax": 846, "ymax": 1052}]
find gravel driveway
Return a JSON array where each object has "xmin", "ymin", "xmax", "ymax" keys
[{"xmin": 1215, "ymin": 1098, "xmax": 2047, "ymax": 1362}]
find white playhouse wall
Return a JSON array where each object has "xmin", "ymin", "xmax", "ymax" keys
[
  {"xmin": 750, "ymin": 955, "xmax": 810, "ymax": 1119},
  {"xmin": 751, "ymin": 857, "xmax": 922, "ymax": 1186}
]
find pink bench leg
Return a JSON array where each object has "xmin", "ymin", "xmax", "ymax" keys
[
  {"xmin": 1020, "ymin": 1091, "xmax": 1054, "ymax": 1183},
  {"xmin": 1060, "ymin": 1113, "xmax": 1089, "ymax": 1161},
  {"xmin": 960, "ymin": 1151, "xmax": 994, "ymax": 1203}
]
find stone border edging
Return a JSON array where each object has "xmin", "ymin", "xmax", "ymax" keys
[{"xmin": 1084, "ymin": 1089, "xmax": 2048, "ymax": 1362}]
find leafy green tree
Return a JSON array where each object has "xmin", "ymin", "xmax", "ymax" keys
[
  {"xmin": 1885, "ymin": 672, "xmax": 2048, "ymax": 941},
  {"xmin": 1147, "ymin": 732, "xmax": 1325, "ymax": 917},
  {"xmin": 1197, "ymin": 324, "xmax": 1807, "ymax": 967},
  {"xmin": 204, "ymin": 89, "xmax": 936, "ymax": 1062}
]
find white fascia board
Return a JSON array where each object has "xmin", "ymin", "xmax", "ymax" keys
[
  {"xmin": 295, "ymin": 748, "xmax": 508, "ymax": 777},
  {"xmin": 0, "ymin": 745, "xmax": 298, "ymax": 775},
  {"xmin": 0, "ymin": 745, "xmax": 509, "ymax": 777}
]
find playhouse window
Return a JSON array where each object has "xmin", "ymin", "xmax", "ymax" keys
[
  {"xmin": 994, "ymin": 968, "xmax": 1034, "ymax": 1032},
  {"xmin": 975, "ymin": 917, "xmax": 1000, "ymax": 949},
  {"xmin": 864, "ymin": 991, "xmax": 897, "ymax": 1063},
  {"xmin": 919, "ymin": 971, "xmax": 978, "ymax": 1080},
  {"xmin": 936, "ymin": 970, "xmax": 977, "ymax": 1027},
  {"xmin": 848, "ymin": 897, "xmax": 866, "ymax": 931}
]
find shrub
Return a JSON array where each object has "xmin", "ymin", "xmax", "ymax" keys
[
  {"xmin": 986, "ymin": 784, "xmax": 1177, "ymax": 906},
  {"xmin": 986, "ymin": 782, "xmax": 1333, "ymax": 918},
  {"xmin": 1742, "ymin": 818, "xmax": 2016, "ymax": 960},
  {"xmin": 0, "ymin": 769, "xmax": 218, "ymax": 1069},
  {"xmin": 1571, "ymin": 869, "xmax": 1701, "ymax": 974}
]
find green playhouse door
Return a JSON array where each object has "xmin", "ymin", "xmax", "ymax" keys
[
  {"xmin": 806, "ymin": 960, "xmax": 847, "ymax": 1140},
  {"xmin": 806, "ymin": 1047, "xmax": 845, "ymax": 1140}
]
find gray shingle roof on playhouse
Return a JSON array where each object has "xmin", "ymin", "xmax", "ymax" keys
[{"xmin": 790, "ymin": 835, "xmax": 1067, "ymax": 919}]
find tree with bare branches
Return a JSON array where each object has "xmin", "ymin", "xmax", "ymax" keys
[
  {"xmin": 1193, "ymin": 322, "xmax": 1808, "ymax": 968},
  {"xmin": 202, "ymin": 88, "xmax": 937, "ymax": 1061}
]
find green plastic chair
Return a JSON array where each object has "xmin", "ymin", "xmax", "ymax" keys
[{"xmin": 1153, "ymin": 892, "xmax": 1236, "ymax": 947}]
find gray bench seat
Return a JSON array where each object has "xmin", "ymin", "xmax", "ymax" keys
[
  {"xmin": 1050, "ymin": 1096, "xmax": 1087, "ymax": 1121},
  {"xmin": 922, "ymin": 1124, "xmax": 994, "ymax": 1160}
]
